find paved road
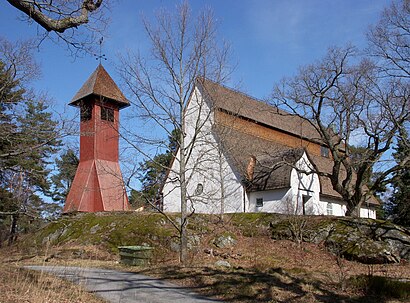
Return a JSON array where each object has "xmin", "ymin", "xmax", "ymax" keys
[{"xmin": 25, "ymin": 266, "xmax": 220, "ymax": 303}]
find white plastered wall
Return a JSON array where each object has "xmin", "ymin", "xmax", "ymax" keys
[
  {"xmin": 162, "ymin": 85, "xmax": 245, "ymax": 214},
  {"xmin": 319, "ymin": 195, "xmax": 376, "ymax": 219},
  {"xmin": 248, "ymin": 152, "xmax": 321, "ymax": 215}
]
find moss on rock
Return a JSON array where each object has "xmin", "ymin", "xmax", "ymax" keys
[{"xmin": 270, "ymin": 215, "xmax": 410, "ymax": 264}]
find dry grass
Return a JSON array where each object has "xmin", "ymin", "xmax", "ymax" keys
[
  {"xmin": 133, "ymin": 236, "xmax": 409, "ymax": 303},
  {"xmin": 0, "ymin": 248, "xmax": 105, "ymax": 303}
]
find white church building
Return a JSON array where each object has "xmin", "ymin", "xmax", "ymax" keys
[{"xmin": 160, "ymin": 79, "xmax": 378, "ymax": 218}]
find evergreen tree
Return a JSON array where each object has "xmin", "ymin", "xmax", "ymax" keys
[
  {"xmin": 131, "ymin": 129, "xmax": 179, "ymax": 209},
  {"xmin": 15, "ymin": 98, "xmax": 61, "ymax": 193},
  {"xmin": 0, "ymin": 60, "xmax": 25, "ymax": 178},
  {"xmin": 390, "ymin": 132, "xmax": 410, "ymax": 226},
  {"xmin": 4, "ymin": 98, "xmax": 61, "ymax": 243},
  {"xmin": 51, "ymin": 148, "xmax": 79, "ymax": 203},
  {"xmin": 0, "ymin": 57, "xmax": 62, "ymax": 243}
]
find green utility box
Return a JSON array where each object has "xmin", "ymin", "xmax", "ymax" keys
[{"xmin": 118, "ymin": 246, "xmax": 153, "ymax": 266}]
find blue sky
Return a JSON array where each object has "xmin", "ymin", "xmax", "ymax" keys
[
  {"xmin": 0, "ymin": 0, "xmax": 394, "ymax": 189},
  {"xmin": 0, "ymin": 0, "xmax": 391, "ymax": 106}
]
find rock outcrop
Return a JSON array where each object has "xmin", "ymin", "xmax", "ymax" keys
[{"xmin": 270, "ymin": 216, "xmax": 410, "ymax": 264}]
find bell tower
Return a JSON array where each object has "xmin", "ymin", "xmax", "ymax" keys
[{"xmin": 64, "ymin": 64, "xmax": 130, "ymax": 212}]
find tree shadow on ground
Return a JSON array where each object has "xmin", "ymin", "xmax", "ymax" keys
[{"xmin": 140, "ymin": 266, "xmax": 401, "ymax": 303}]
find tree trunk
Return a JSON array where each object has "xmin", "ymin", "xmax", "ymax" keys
[
  {"xmin": 179, "ymin": 111, "xmax": 188, "ymax": 265},
  {"xmin": 219, "ymin": 148, "xmax": 225, "ymax": 220},
  {"xmin": 8, "ymin": 214, "xmax": 18, "ymax": 246},
  {"xmin": 345, "ymin": 203, "xmax": 360, "ymax": 217}
]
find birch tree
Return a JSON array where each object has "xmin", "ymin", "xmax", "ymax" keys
[{"xmin": 119, "ymin": 2, "xmax": 230, "ymax": 264}]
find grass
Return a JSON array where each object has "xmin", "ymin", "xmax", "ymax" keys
[{"xmin": 0, "ymin": 261, "xmax": 105, "ymax": 303}]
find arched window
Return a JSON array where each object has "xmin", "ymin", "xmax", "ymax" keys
[{"xmin": 195, "ymin": 183, "xmax": 203, "ymax": 195}]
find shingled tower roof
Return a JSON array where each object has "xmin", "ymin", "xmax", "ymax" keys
[{"xmin": 69, "ymin": 64, "xmax": 129, "ymax": 108}]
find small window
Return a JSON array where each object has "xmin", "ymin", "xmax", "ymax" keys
[
  {"xmin": 321, "ymin": 146, "xmax": 330, "ymax": 158},
  {"xmin": 80, "ymin": 103, "xmax": 92, "ymax": 121},
  {"xmin": 101, "ymin": 106, "xmax": 114, "ymax": 122},
  {"xmin": 194, "ymin": 183, "xmax": 203, "ymax": 195},
  {"xmin": 327, "ymin": 203, "xmax": 333, "ymax": 215},
  {"xmin": 256, "ymin": 198, "xmax": 263, "ymax": 208}
]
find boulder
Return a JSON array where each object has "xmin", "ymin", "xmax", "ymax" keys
[
  {"xmin": 270, "ymin": 216, "xmax": 410, "ymax": 264},
  {"xmin": 215, "ymin": 260, "xmax": 231, "ymax": 268},
  {"xmin": 213, "ymin": 233, "xmax": 237, "ymax": 249}
]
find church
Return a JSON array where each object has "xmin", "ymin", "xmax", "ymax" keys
[{"xmin": 161, "ymin": 78, "xmax": 378, "ymax": 218}]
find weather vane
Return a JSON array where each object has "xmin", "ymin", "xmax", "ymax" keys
[{"xmin": 94, "ymin": 37, "xmax": 107, "ymax": 63}]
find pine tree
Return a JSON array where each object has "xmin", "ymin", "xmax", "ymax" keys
[
  {"xmin": 0, "ymin": 60, "xmax": 25, "ymax": 179},
  {"xmin": 51, "ymin": 148, "xmax": 79, "ymax": 203},
  {"xmin": 0, "ymin": 60, "xmax": 62, "ymax": 243},
  {"xmin": 5, "ymin": 98, "xmax": 61, "ymax": 243},
  {"xmin": 390, "ymin": 132, "xmax": 410, "ymax": 226}
]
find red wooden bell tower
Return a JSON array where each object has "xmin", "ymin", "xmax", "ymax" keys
[{"xmin": 64, "ymin": 64, "xmax": 130, "ymax": 212}]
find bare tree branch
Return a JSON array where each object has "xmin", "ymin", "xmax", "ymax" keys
[{"xmin": 7, "ymin": 0, "xmax": 103, "ymax": 33}]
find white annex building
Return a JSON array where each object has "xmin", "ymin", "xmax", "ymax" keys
[{"xmin": 161, "ymin": 79, "xmax": 378, "ymax": 218}]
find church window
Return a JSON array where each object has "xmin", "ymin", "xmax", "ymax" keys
[
  {"xmin": 327, "ymin": 203, "xmax": 333, "ymax": 215},
  {"xmin": 195, "ymin": 183, "xmax": 204, "ymax": 195}
]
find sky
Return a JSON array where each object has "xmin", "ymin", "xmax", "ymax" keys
[
  {"xmin": 0, "ymin": 0, "xmax": 395, "ymax": 192},
  {"xmin": 0, "ymin": 0, "xmax": 392, "ymax": 107},
  {"xmin": 0, "ymin": 0, "xmax": 394, "ymax": 178}
]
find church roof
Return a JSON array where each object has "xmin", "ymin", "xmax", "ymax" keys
[
  {"xmin": 69, "ymin": 64, "xmax": 129, "ymax": 108},
  {"xmin": 200, "ymin": 79, "xmax": 379, "ymax": 205},
  {"xmin": 215, "ymin": 124, "xmax": 304, "ymax": 191},
  {"xmin": 199, "ymin": 78, "xmax": 323, "ymax": 144}
]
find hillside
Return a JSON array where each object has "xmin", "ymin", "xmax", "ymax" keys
[{"xmin": 3, "ymin": 212, "xmax": 410, "ymax": 302}]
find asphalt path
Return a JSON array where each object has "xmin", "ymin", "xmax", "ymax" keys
[{"xmin": 24, "ymin": 266, "xmax": 220, "ymax": 303}]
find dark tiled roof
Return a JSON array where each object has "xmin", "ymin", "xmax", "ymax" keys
[
  {"xmin": 214, "ymin": 125, "xmax": 301, "ymax": 191},
  {"xmin": 200, "ymin": 78, "xmax": 322, "ymax": 143},
  {"xmin": 205, "ymin": 80, "xmax": 379, "ymax": 206},
  {"xmin": 215, "ymin": 125, "xmax": 378, "ymax": 205},
  {"xmin": 69, "ymin": 64, "xmax": 129, "ymax": 108}
]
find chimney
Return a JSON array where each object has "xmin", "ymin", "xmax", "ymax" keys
[{"xmin": 246, "ymin": 155, "xmax": 256, "ymax": 181}]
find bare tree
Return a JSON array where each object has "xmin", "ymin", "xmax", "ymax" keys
[
  {"xmin": 367, "ymin": 0, "xmax": 410, "ymax": 149},
  {"xmin": 368, "ymin": 0, "xmax": 410, "ymax": 79},
  {"xmin": 118, "ymin": 2, "xmax": 230, "ymax": 264},
  {"xmin": 271, "ymin": 46, "xmax": 409, "ymax": 217},
  {"xmin": 5, "ymin": 0, "xmax": 108, "ymax": 53}
]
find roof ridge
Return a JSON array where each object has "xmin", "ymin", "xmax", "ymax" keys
[
  {"xmin": 199, "ymin": 77, "xmax": 274, "ymax": 109},
  {"xmin": 199, "ymin": 77, "xmax": 300, "ymax": 119}
]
